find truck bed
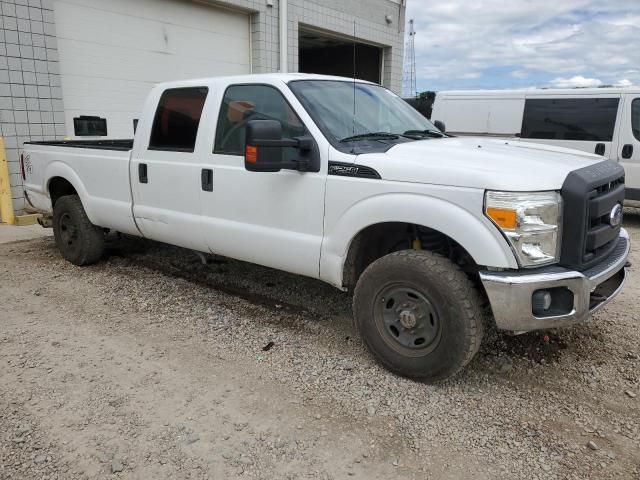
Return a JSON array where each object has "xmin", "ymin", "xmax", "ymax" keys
[
  {"xmin": 22, "ymin": 138, "xmax": 137, "ymax": 235},
  {"xmin": 24, "ymin": 139, "xmax": 134, "ymax": 151}
]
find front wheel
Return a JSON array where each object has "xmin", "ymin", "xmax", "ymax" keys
[
  {"xmin": 52, "ymin": 195, "xmax": 105, "ymax": 266},
  {"xmin": 353, "ymin": 250, "xmax": 483, "ymax": 382}
]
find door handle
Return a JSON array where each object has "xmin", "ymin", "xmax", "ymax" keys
[
  {"xmin": 138, "ymin": 163, "xmax": 148, "ymax": 183},
  {"xmin": 621, "ymin": 144, "xmax": 634, "ymax": 159},
  {"xmin": 201, "ymin": 168, "xmax": 213, "ymax": 192},
  {"xmin": 594, "ymin": 143, "xmax": 605, "ymax": 156}
]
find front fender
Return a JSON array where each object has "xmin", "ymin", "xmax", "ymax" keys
[{"xmin": 320, "ymin": 191, "xmax": 518, "ymax": 288}]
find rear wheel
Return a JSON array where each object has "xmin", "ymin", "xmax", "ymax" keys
[
  {"xmin": 53, "ymin": 195, "xmax": 104, "ymax": 266},
  {"xmin": 353, "ymin": 250, "xmax": 483, "ymax": 382}
]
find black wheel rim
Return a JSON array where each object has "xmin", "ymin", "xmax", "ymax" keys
[
  {"xmin": 58, "ymin": 212, "xmax": 79, "ymax": 248},
  {"xmin": 374, "ymin": 284, "xmax": 442, "ymax": 357}
]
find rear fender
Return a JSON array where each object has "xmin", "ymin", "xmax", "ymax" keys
[{"xmin": 43, "ymin": 162, "xmax": 97, "ymax": 223}]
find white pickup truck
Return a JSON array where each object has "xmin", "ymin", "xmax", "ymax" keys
[{"xmin": 21, "ymin": 74, "xmax": 630, "ymax": 382}]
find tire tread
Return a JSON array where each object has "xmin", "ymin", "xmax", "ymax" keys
[
  {"xmin": 353, "ymin": 249, "xmax": 484, "ymax": 381},
  {"xmin": 53, "ymin": 195, "xmax": 104, "ymax": 266}
]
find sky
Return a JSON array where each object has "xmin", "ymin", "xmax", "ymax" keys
[{"xmin": 403, "ymin": 0, "xmax": 640, "ymax": 93}]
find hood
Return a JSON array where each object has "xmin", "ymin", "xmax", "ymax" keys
[{"xmin": 356, "ymin": 137, "xmax": 603, "ymax": 191}]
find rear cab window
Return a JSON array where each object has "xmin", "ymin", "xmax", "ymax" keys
[
  {"xmin": 149, "ymin": 87, "xmax": 208, "ymax": 152},
  {"xmin": 521, "ymin": 98, "xmax": 620, "ymax": 141}
]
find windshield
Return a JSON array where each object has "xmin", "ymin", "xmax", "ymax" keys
[{"xmin": 288, "ymin": 80, "xmax": 438, "ymax": 145}]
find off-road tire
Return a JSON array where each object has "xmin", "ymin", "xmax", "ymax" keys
[
  {"xmin": 52, "ymin": 195, "xmax": 105, "ymax": 266},
  {"xmin": 353, "ymin": 249, "xmax": 483, "ymax": 382}
]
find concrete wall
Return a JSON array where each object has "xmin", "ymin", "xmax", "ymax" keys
[{"xmin": 0, "ymin": 0, "xmax": 64, "ymax": 214}]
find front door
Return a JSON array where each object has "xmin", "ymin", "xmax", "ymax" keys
[
  {"xmin": 619, "ymin": 95, "xmax": 640, "ymax": 201},
  {"xmin": 130, "ymin": 86, "xmax": 209, "ymax": 252},
  {"xmin": 200, "ymin": 83, "xmax": 327, "ymax": 278}
]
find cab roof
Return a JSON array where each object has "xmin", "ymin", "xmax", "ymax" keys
[{"xmin": 154, "ymin": 73, "xmax": 376, "ymax": 90}]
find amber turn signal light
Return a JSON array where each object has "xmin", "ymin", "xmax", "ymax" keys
[
  {"xmin": 486, "ymin": 207, "xmax": 517, "ymax": 229},
  {"xmin": 245, "ymin": 145, "xmax": 258, "ymax": 163}
]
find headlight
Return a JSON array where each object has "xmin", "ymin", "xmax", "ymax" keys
[{"xmin": 485, "ymin": 191, "xmax": 562, "ymax": 267}]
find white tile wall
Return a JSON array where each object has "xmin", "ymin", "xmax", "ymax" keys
[{"xmin": 1, "ymin": 0, "xmax": 63, "ymax": 214}]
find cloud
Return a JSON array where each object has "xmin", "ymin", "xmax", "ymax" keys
[
  {"xmin": 615, "ymin": 79, "xmax": 633, "ymax": 87},
  {"xmin": 548, "ymin": 75, "xmax": 603, "ymax": 88},
  {"xmin": 404, "ymin": 1, "xmax": 640, "ymax": 91}
]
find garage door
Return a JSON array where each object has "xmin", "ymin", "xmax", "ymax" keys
[{"xmin": 54, "ymin": 0, "xmax": 251, "ymax": 138}]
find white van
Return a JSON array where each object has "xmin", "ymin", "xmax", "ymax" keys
[{"xmin": 431, "ymin": 88, "xmax": 640, "ymax": 204}]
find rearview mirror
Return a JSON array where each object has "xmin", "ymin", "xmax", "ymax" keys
[
  {"xmin": 433, "ymin": 120, "xmax": 446, "ymax": 133},
  {"xmin": 244, "ymin": 119, "xmax": 319, "ymax": 173}
]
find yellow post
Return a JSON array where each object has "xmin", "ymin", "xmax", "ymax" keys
[{"xmin": 0, "ymin": 137, "xmax": 16, "ymax": 225}]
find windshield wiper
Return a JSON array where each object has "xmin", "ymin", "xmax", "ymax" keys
[
  {"xmin": 339, "ymin": 132, "xmax": 400, "ymax": 143},
  {"xmin": 402, "ymin": 129, "xmax": 446, "ymax": 138}
]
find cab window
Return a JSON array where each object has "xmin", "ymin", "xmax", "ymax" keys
[
  {"xmin": 149, "ymin": 87, "xmax": 208, "ymax": 152},
  {"xmin": 214, "ymin": 84, "xmax": 306, "ymax": 155}
]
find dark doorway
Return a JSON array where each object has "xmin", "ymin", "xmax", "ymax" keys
[{"xmin": 298, "ymin": 28, "xmax": 382, "ymax": 84}]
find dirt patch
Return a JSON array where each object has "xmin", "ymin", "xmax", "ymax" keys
[{"xmin": 1, "ymin": 212, "xmax": 639, "ymax": 479}]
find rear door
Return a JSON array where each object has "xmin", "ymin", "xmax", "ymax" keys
[
  {"xmin": 520, "ymin": 95, "xmax": 622, "ymax": 158},
  {"xmin": 618, "ymin": 94, "xmax": 640, "ymax": 199},
  {"xmin": 130, "ymin": 86, "xmax": 209, "ymax": 251}
]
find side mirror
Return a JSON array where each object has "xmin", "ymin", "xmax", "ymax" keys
[
  {"xmin": 433, "ymin": 120, "xmax": 446, "ymax": 133},
  {"xmin": 244, "ymin": 119, "xmax": 318, "ymax": 173}
]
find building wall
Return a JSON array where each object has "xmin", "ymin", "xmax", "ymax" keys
[
  {"xmin": 286, "ymin": 0, "xmax": 405, "ymax": 93},
  {"xmin": 0, "ymin": 0, "xmax": 63, "ymax": 214},
  {"xmin": 1, "ymin": 0, "xmax": 405, "ymax": 215},
  {"xmin": 216, "ymin": 0, "xmax": 405, "ymax": 92}
]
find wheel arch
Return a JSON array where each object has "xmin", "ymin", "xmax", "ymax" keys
[
  {"xmin": 48, "ymin": 176, "xmax": 77, "ymax": 207},
  {"xmin": 341, "ymin": 221, "xmax": 477, "ymax": 291},
  {"xmin": 320, "ymin": 192, "xmax": 518, "ymax": 289},
  {"xmin": 44, "ymin": 162, "xmax": 97, "ymax": 223}
]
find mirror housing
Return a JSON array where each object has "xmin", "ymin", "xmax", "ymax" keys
[
  {"xmin": 244, "ymin": 119, "xmax": 319, "ymax": 173},
  {"xmin": 433, "ymin": 120, "xmax": 446, "ymax": 133}
]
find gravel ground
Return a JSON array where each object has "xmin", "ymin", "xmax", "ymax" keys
[{"xmin": 1, "ymin": 210, "xmax": 639, "ymax": 479}]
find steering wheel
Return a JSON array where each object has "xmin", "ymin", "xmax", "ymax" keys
[{"xmin": 219, "ymin": 120, "xmax": 248, "ymax": 152}]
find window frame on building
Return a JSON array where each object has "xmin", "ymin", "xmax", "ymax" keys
[{"xmin": 73, "ymin": 116, "xmax": 108, "ymax": 136}]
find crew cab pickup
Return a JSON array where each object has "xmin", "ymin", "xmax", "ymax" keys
[{"xmin": 21, "ymin": 74, "xmax": 630, "ymax": 381}]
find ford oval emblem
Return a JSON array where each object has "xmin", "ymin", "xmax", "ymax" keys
[{"xmin": 609, "ymin": 203, "xmax": 623, "ymax": 227}]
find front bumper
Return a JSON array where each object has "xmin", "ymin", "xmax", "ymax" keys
[{"xmin": 480, "ymin": 229, "xmax": 630, "ymax": 332}]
